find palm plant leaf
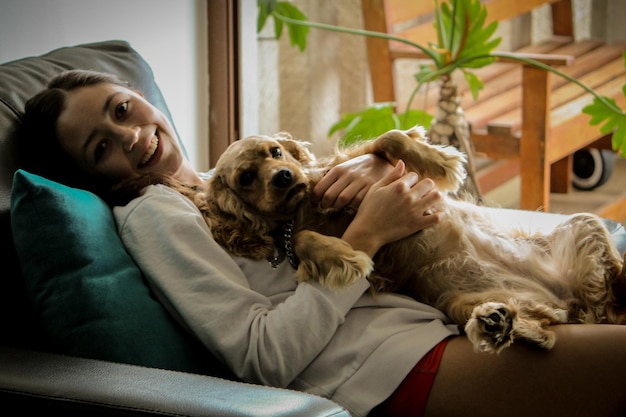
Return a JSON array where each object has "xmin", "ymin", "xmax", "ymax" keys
[
  {"xmin": 257, "ymin": 0, "xmax": 309, "ymax": 51},
  {"xmin": 329, "ymin": 103, "xmax": 432, "ymax": 146},
  {"xmin": 434, "ymin": 0, "xmax": 500, "ymax": 69}
]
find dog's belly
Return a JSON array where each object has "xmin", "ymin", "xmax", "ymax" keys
[{"xmin": 372, "ymin": 202, "xmax": 572, "ymax": 311}]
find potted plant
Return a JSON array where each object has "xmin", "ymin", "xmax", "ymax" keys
[{"xmin": 258, "ymin": 0, "xmax": 626, "ymax": 201}]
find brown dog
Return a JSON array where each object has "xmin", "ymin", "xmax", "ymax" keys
[{"xmin": 161, "ymin": 127, "xmax": 626, "ymax": 353}]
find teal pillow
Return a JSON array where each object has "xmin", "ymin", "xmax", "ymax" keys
[{"xmin": 10, "ymin": 170, "xmax": 228, "ymax": 376}]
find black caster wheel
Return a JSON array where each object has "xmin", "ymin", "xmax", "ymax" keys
[{"xmin": 571, "ymin": 148, "xmax": 616, "ymax": 191}]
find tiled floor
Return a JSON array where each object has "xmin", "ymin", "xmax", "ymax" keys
[{"xmin": 483, "ymin": 157, "xmax": 626, "ymax": 227}]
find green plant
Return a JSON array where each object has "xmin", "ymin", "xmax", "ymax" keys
[
  {"xmin": 260, "ymin": 0, "xmax": 626, "ymax": 158},
  {"xmin": 257, "ymin": 0, "xmax": 309, "ymax": 52}
]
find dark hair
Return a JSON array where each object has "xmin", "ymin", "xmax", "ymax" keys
[{"xmin": 20, "ymin": 70, "xmax": 131, "ymax": 196}]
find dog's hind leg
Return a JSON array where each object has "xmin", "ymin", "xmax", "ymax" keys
[
  {"xmin": 445, "ymin": 293, "xmax": 564, "ymax": 353},
  {"xmin": 293, "ymin": 230, "xmax": 374, "ymax": 289},
  {"xmin": 550, "ymin": 213, "xmax": 624, "ymax": 323}
]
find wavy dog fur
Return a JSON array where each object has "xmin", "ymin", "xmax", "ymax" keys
[{"xmin": 161, "ymin": 127, "xmax": 626, "ymax": 353}]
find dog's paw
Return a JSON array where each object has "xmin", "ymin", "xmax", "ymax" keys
[
  {"xmin": 465, "ymin": 302, "xmax": 516, "ymax": 354},
  {"xmin": 433, "ymin": 145, "xmax": 467, "ymax": 193},
  {"xmin": 294, "ymin": 231, "xmax": 374, "ymax": 289}
]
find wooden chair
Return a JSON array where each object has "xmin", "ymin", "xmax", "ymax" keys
[{"xmin": 361, "ymin": 0, "xmax": 626, "ymax": 216}]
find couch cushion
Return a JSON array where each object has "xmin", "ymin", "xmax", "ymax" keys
[
  {"xmin": 0, "ymin": 40, "xmax": 182, "ymax": 348},
  {"xmin": 0, "ymin": 40, "xmax": 180, "ymax": 213},
  {"xmin": 10, "ymin": 170, "xmax": 231, "ymax": 377}
]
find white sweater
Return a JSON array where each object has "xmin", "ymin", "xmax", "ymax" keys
[{"xmin": 114, "ymin": 184, "xmax": 459, "ymax": 417}]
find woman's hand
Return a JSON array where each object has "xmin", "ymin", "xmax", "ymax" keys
[
  {"xmin": 341, "ymin": 160, "xmax": 443, "ymax": 257},
  {"xmin": 313, "ymin": 154, "xmax": 395, "ymax": 209}
]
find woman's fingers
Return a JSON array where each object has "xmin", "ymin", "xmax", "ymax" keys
[{"xmin": 314, "ymin": 154, "xmax": 395, "ymax": 209}]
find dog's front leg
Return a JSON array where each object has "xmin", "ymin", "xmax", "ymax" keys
[{"xmin": 293, "ymin": 230, "xmax": 374, "ymax": 289}]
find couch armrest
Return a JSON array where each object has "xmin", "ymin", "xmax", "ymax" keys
[
  {"xmin": 0, "ymin": 346, "xmax": 350, "ymax": 417},
  {"xmin": 484, "ymin": 208, "xmax": 626, "ymax": 255}
]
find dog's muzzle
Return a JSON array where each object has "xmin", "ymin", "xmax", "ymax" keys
[{"xmin": 272, "ymin": 168, "xmax": 294, "ymax": 188}]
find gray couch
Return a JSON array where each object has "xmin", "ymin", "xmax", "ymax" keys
[{"xmin": 0, "ymin": 40, "xmax": 350, "ymax": 417}]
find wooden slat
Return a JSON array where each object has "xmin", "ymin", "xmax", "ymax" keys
[
  {"xmin": 464, "ymin": 43, "xmax": 624, "ymax": 130},
  {"xmin": 549, "ymin": 58, "xmax": 625, "ymax": 109},
  {"xmin": 385, "ymin": 0, "xmax": 435, "ymax": 26},
  {"xmin": 402, "ymin": 39, "xmax": 590, "ymax": 115},
  {"xmin": 479, "ymin": 41, "xmax": 614, "ymax": 100},
  {"xmin": 548, "ymin": 78, "xmax": 626, "ymax": 162},
  {"xmin": 461, "ymin": 70, "xmax": 522, "ymax": 109},
  {"xmin": 387, "ymin": 0, "xmax": 564, "ymax": 29},
  {"xmin": 548, "ymin": 43, "xmax": 626, "ymax": 89},
  {"xmin": 393, "ymin": 19, "xmax": 438, "ymax": 46},
  {"xmin": 362, "ymin": 0, "xmax": 396, "ymax": 103},
  {"xmin": 548, "ymin": 38, "xmax": 605, "ymax": 58},
  {"xmin": 434, "ymin": 38, "xmax": 576, "ymax": 108},
  {"xmin": 465, "ymin": 88, "xmax": 522, "ymax": 129},
  {"xmin": 494, "ymin": 52, "xmax": 573, "ymax": 66},
  {"xmin": 483, "ymin": 0, "xmax": 562, "ymax": 23},
  {"xmin": 471, "ymin": 130, "xmax": 520, "ymax": 159},
  {"xmin": 208, "ymin": 0, "xmax": 238, "ymax": 167},
  {"xmin": 483, "ymin": 110, "xmax": 522, "ymax": 134},
  {"xmin": 550, "ymin": 76, "xmax": 626, "ymax": 133},
  {"xmin": 392, "ymin": 0, "xmax": 563, "ymax": 45},
  {"xmin": 476, "ymin": 80, "xmax": 624, "ymax": 160},
  {"xmin": 520, "ymin": 66, "xmax": 550, "ymax": 211},
  {"xmin": 549, "ymin": 155, "xmax": 573, "ymax": 193},
  {"xmin": 477, "ymin": 159, "xmax": 521, "ymax": 193}
]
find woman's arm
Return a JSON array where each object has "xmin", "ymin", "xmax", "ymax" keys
[
  {"xmin": 341, "ymin": 161, "xmax": 444, "ymax": 257},
  {"xmin": 114, "ymin": 185, "xmax": 369, "ymax": 388}
]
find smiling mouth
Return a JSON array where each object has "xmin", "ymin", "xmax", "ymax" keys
[{"xmin": 139, "ymin": 132, "xmax": 159, "ymax": 168}]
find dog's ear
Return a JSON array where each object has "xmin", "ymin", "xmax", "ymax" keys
[
  {"xmin": 274, "ymin": 135, "xmax": 316, "ymax": 165},
  {"xmin": 204, "ymin": 175, "xmax": 275, "ymax": 259},
  {"xmin": 272, "ymin": 131, "xmax": 293, "ymax": 141}
]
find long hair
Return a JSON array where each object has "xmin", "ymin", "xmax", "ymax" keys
[{"xmin": 20, "ymin": 70, "xmax": 131, "ymax": 197}]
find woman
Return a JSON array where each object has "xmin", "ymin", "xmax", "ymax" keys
[{"xmin": 21, "ymin": 70, "xmax": 626, "ymax": 417}]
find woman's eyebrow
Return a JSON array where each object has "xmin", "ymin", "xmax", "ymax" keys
[{"xmin": 80, "ymin": 92, "xmax": 122, "ymax": 161}]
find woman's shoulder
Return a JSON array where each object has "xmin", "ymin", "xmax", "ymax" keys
[{"xmin": 113, "ymin": 184, "xmax": 199, "ymax": 224}]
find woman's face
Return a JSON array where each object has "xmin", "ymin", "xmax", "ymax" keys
[{"xmin": 56, "ymin": 82, "xmax": 186, "ymax": 183}]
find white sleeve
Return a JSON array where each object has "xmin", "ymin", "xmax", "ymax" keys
[{"xmin": 114, "ymin": 185, "xmax": 370, "ymax": 387}]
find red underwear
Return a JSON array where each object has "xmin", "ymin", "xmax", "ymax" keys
[{"xmin": 370, "ymin": 337, "xmax": 451, "ymax": 417}]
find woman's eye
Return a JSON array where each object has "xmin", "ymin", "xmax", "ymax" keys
[
  {"xmin": 238, "ymin": 171, "xmax": 256, "ymax": 187},
  {"xmin": 271, "ymin": 147, "xmax": 282, "ymax": 158},
  {"xmin": 94, "ymin": 140, "xmax": 108, "ymax": 163},
  {"xmin": 115, "ymin": 101, "xmax": 129, "ymax": 119}
]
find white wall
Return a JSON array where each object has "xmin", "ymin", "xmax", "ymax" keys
[{"xmin": 0, "ymin": 0, "xmax": 209, "ymax": 171}]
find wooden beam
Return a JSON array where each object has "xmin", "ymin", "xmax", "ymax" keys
[{"xmin": 207, "ymin": 0, "xmax": 239, "ymax": 167}]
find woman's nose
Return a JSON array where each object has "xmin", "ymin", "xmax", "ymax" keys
[{"xmin": 119, "ymin": 126, "xmax": 140, "ymax": 151}]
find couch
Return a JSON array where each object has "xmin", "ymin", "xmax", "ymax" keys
[
  {"xmin": 1, "ymin": 41, "xmax": 625, "ymax": 417},
  {"xmin": 0, "ymin": 40, "xmax": 351, "ymax": 416}
]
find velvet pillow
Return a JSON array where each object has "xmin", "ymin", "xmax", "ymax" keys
[{"xmin": 10, "ymin": 169, "xmax": 226, "ymax": 375}]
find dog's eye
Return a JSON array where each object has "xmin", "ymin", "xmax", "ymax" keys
[
  {"xmin": 238, "ymin": 171, "xmax": 256, "ymax": 187},
  {"xmin": 271, "ymin": 147, "xmax": 282, "ymax": 159}
]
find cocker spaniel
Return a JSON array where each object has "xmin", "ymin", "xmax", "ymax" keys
[{"xmin": 123, "ymin": 127, "xmax": 626, "ymax": 354}]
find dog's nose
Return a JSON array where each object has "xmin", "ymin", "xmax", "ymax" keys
[{"xmin": 271, "ymin": 169, "xmax": 293, "ymax": 188}]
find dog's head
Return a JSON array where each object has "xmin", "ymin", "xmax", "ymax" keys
[{"xmin": 210, "ymin": 132, "xmax": 315, "ymax": 221}]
